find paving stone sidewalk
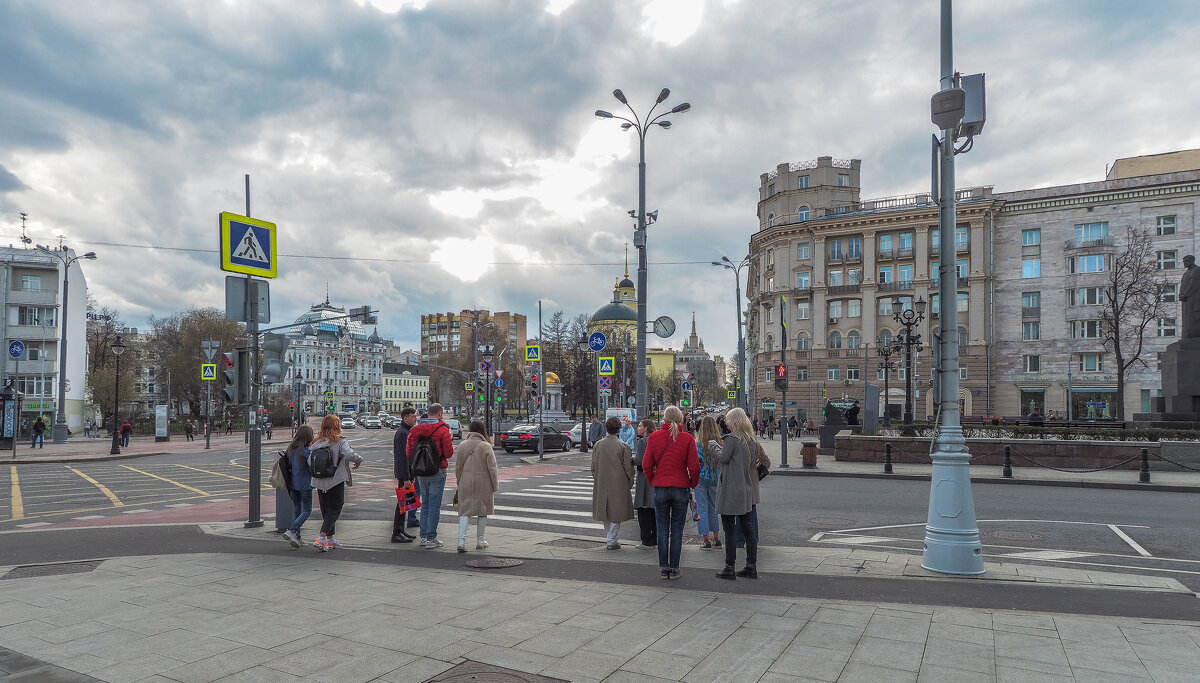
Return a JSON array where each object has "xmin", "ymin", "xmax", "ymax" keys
[{"xmin": 1, "ymin": 549, "xmax": 1198, "ymax": 683}]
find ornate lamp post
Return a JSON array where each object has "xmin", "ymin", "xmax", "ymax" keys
[
  {"xmin": 595, "ymin": 88, "xmax": 690, "ymax": 421},
  {"xmin": 108, "ymin": 335, "xmax": 127, "ymax": 455},
  {"xmin": 576, "ymin": 338, "xmax": 590, "ymax": 454},
  {"xmin": 36, "ymin": 244, "xmax": 97, "ymax": 443},
  {"xmin": 875, "ymin": 340, "xmax": 899, "ymax": 427},
  {"xmin": 891, "ymin": 297, "xmax": 926, "ymax": 436},
  {"xmin": 712, "ymin": 254, "xmax": 757, "ymax": 412}
]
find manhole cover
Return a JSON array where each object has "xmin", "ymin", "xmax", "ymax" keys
[
  {"xmin": 809, "ymin": 517, "xmax": 856, "ymax": 527},
  {"xmin": 985, "ymin": 530, "xmax": 1046, "ymax": 542},
  {"xmin": 3, "ymin": 560, "xmax": 102, "ymax": 580},
  {"xmin": 464, "ymin": 557, "xmax": 524, "ymax": 569},
  {"xmin": 426, "ymin": 660, "xmax": 566, "ymax": 682},
  {"xmin": 538, "ymin": 537, "xmax": 603, "ymax": 549}
]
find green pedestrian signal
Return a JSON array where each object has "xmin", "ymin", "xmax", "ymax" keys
[{"xmin": 496, "ymin": 396, "xmax": 503, "ymax": 402}]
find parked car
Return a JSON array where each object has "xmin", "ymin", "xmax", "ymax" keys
[
  {"xmin": 340, "ymin": 417, "xmax": 356, "ymax": 429},
  {"xmin": 445, "ymin": 419, "xmax": 462, "ymax": 439},
  {"xmin": 359, "ymin": 416, "xmax": 382, "ymax": 429},
  {"xmin": 499, "ymin": 425, "xmax": 571, "ymax": 453},
  {"xmin": 568, "ymin": 423, "xmax": 582, "ymax": 446}
]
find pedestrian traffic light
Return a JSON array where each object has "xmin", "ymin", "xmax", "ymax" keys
[
  {"xmin": 774, "ymin": 364, "xmax": 788, "ymax": 391},
  {"xmin": 220, "ymin": 352, "xmax": 236, "ymax": 403},
  {"xmin": 529, "ymin": 365, "xmax": 539, "ymax": 401},
  {"xmin": 681, "ymin": 390, "xmax": 691, "ymax": 408},
  {"xmin": 261, "ymin": 333, "xmax": 292, "ymax": 384}
]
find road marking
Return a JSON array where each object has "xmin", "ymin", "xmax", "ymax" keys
[
  {"xmin": 121, "ymin": 509, "xmax": 153, "ymax": 514},
  {"xmin": 119, "ymin": 465, "xmax": 211, "ymax": 496},
  {"xmin": 502, "ymin": 492, "xmax": 590, "ymax": 501},
  {"xmin": 16, "ymin": 522, "xmax": 51, "ymax": 528},
  {"xmin": 809, "ymin": 532, "xmax": 825, "ymax": 542},
  {"xmin": 537, "ymin": 485, "xmax": 593, "ymax": 492},
  {"xmin": 486, "ymin": 514, "xmax": 603, "ymax": 530},
  {"xmin": 65, "ymin": 466, "xmax": 125, "ymax": 508},
  {"xmin": 172, "ymin": 464, "xmax": 249, "ymax": 482},
  {"xmin": 827, "ymin": 519, "xmax": 1151, "ymax": 534},
  {"xmin": 9, "ymin": 466, "xmax": 23, "ymax": 520},
  {"xmin": 1108, "ymin": 524, "xmax": 1153, "ymax": 557},
  {"xmin": 73, "ymin": 515, "xmax": 106, "ymax": 520},
  {"xmin": 1000, "ymin": 550, "xmax": 1097, "ymax": 560},
  {"xmin": 166, "ymin": 503, "xmax": 194, "ymax": 508},
  {"xmin": 819, "ymin": 535, "xmax": 896, "ymax": 545},
  {"xmin": 487, "ymin": 505, "xmax": 593, "ymax": 517}
]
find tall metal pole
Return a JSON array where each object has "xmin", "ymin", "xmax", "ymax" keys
[
  {"xmin": 635, "ymin": 134, "xmax": 648, "ymax": 422},
  {"xmin": 109, "ymin": 343, "xmax": 122, "ymax": 455},
  {"xmin": 923, "ymin": 0, "xmax": 982, "ymax": 575},
  {"xmin": 735, "ymin": 272, "xmax": 746, "ymax": 412},
  {"xmin": 778, "ymin": 300, "xmax": 788, "ymax": 468},
  {"xmin": 245, "ymin": 174, "xmax": 263, "ymax": 529},
  {"xmin": 51, "ymin": 258, "xmax": 72, "ymax": 443},
  {"xmin": 205, "ymin": 379, "xmax": 212, "ymax": 449}
]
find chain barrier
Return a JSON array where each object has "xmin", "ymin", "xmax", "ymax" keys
[
  {"xmin": 882, "ymin": 442, "xmax": 1197, "ymax": 480},
  {"xmin": 1007, "ymin": 448, "xmax": 1142, "ymax": 474},
  {"xmin": 1151, "ymin": 451, "xmax": 1200, "ymax": 472},
  {"xmin": 881, "ymin": 442, "xmax": 933, "ymax": 465}
]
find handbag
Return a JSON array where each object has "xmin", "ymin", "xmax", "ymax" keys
[
  {"xmin": 452, "ymin": 489, "xmax": 460, "ymax": 508},
  {"xmin": 757, "ymin": 462, "xmax": 770, "ymax": 481},
  {"xmin": 395, "ymin": 481, "xmax": 422, "ymax": 513},
  {"xmin": 689, "ymin": 495, "xmax": 700, "ymax": 521}
]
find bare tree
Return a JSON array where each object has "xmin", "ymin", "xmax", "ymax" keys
[{"xmin": 1097, "ymin": 226, "xmax": 1168, "ymax": 419}]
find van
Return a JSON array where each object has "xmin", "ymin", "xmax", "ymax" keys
[{"xmin": 604, "ymin": 408, "xmax": 637, "ymax": 424}]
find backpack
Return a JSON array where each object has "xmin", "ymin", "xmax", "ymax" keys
[
  {"xmin": 308, "ymin": 444, "xmax": 338, "ymax": 478},
  {"xmin": 410, "ymin": 424, "xmax": 446, "ymax": 477}
]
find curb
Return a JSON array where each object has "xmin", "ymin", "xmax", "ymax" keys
[{"xmin": 769, "ymin": 467, "xmax": 1200, "ymax": 493}]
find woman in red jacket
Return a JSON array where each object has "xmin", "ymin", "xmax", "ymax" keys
[{"xmin": 642, "ymin": 405, "xmax": 700, "ymax": 579}]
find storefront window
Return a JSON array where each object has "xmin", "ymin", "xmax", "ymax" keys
[
  {"xmin": 1070, "ymin": 390, "xmax": 1116, "ymax": 420},
  {"xmin": 1019, "ymin": 389, "xmax": 1045, "ymax": 416}
]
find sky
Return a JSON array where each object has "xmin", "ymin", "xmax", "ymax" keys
[{"xmin": 3, "ymin": 0, "xmax": 1200, "ymax": 361}]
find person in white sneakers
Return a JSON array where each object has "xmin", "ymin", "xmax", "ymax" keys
[
  {"xmin": 454, "ymin": 420, "xmax": 498, "ymax": 553},
  {"xmin": 309, "ymin": 415, "xmax": 362, "ymax": 552}
]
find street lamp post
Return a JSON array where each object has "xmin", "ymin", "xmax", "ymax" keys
[
  {"xmin": 713, "ymin": 254, "xmax": 757, "ymax": 412},
  {"xmin": 36, "ymin": 245, "xmax": 97, "ymax": 443},
  {"xmin": 577, "ymin": 338, "xmax": 590, "ymax": 454},
  {"xmin": 109, "ymin": 336, "xmax": 126, "ymax": 455},
  {"xmin": 875, "ymin": 341, "xmax": 898, "ymax": 428},
  {"xmin": 596, "ymin": 88, "xmax": 690, "ymax": 422},
  {"xmin": 481, "ymin": 345, "xmax": 495, "ymax": 437},
  {"xmin": 891, "ymin": 297, "xmax": 927, "ymax": 437}
]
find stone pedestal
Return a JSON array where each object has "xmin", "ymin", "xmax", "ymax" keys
[{"xmin": 1161, "ymin": 338, "xmax": 1200, "ymax": 416}]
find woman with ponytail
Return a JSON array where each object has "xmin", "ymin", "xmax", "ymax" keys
[{"xmin": 642, "ymin": 405, "xmax": 700, "ymax": 580}]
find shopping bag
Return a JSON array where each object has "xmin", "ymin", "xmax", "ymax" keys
[{"xmin": 396, "ymin": 481, "xmax": 421, "ymax": 513}]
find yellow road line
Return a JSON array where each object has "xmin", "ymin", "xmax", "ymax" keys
[
  {"xmin": 9, "ymin": 466, "xmax": 23, "ymax": 520},
  {"xmin": 119, "ymin": 465, "xmax": 212, "ymax": 496},
  {"xmin": 65, "ymin": 466, "xmax": 125, "ymax": 507},
  {"xmin": 172, "ymin": 464, "xmax": 250, "ymax": 482}
]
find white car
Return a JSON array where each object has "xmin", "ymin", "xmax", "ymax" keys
[
  {"xmin": 569, "ymin": 423, "xmax": 582, "ymax": 446},
  {"xmin": 359, "ymin": 416, "xmax": 381, "ymax": 429},
  {"xmin": 340, "ymin": 417, "xmax": 356, "ymax": 429}
]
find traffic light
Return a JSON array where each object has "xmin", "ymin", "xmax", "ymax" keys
[
  {"xmin": 681, "ymin": 390, "xmax": 691, "ymax": 408},
  {"xmin": 304, "ymin": 400, "xmax": 313, "ymax": 412},
  {"xmin": 261, "ymin": 333, "xmax": 292, "ymax": 384},
  {"xmin": 528, "ymin": 364, "xmax": 540, "ymax": 402},
  {"xmin": 220, "ymin": 352, "xmax": 236, "ymax": 403},
  {"xmin": 774, "ymin": 363, "xmax": 788, "ymax": 392}
]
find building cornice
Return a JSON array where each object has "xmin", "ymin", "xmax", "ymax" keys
[{"xmin": 999, "ymin": 182, "xmax": 1200, "ymax": 214}]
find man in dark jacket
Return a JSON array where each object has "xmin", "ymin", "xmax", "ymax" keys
[
  {"xmin": 587, "ymin": 416, "xmax": 603, "ymax": 447},
  {"xmin": 391, "ymin": 407, "xmax": 419, "ymax": 542}
]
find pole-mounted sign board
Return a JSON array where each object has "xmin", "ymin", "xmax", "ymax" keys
[
  {"xmin": 598, "ymin": 357, "xmax": 615, "ymax": 376},
  {"xmin": 200, "ymin": 364, "xmax": 217, "ymax": 381},
  {"xmin": 220, "ymin": 211, "xmax": 277, "ymax": 278},
  {"xmin": 525, "ymin": 344, "xmax": 541, "ymax": 362}
]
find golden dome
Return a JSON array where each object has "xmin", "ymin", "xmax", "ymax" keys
[{"xmin": 545, "ymin": 372, "xmax": 560, "ymax": 384}]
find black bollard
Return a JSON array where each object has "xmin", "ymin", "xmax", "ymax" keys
[
  {"xmin": 1003, "ymin": 445, "xmax": 1012, "ymax": 478},
  {"xmin": 1139, "ymin": 447, "xmax": 1150, "ymax": 483},
  {"xmin": 884, "ymin": 442, "xmax": 893, "ymax": 474}
]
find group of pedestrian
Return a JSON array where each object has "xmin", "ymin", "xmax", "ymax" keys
[{"xmin": 591, "ymin": 405, "xmax": 769, "ymax": 581}]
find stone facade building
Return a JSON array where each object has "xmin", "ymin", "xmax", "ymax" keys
[
  {"xmin": 288, "ymin": 298, "xmax": 387, "ymax": 414},
  {"xmin": 419, "ymin": 310, "xmax": 527, "ymax": 362}
]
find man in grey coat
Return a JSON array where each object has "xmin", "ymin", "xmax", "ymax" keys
[
  {"xmin": 587, "ymin": 416, "xmax": 604, "ymax": 447},
  {"xmin": 591, "ymin": 417, "xmax": 635, "ymax": 550}
]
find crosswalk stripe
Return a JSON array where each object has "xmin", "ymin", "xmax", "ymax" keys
[
  {"xmin": 537, "ymin": 485, "xmax": 592, "ymax": 491},
  {"xmin": 485, "ymin": 514, "xmax": 603, "ymax": 530},
  {"xmin": 502, "ymin": 492, "xmax": 590, "ymax": 501},
  {"xmin": 440, "ymin": 504, "xmax": 594, "ymax": 518}
]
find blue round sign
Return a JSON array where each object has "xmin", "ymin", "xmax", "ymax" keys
[
  {"xmin": 588, "ymin": 332, "xmax": 607, "ymax": 352},
  {"xmin": 681, "ymin": 381, "xmax": 692, "ymax": 391},
  {"xmin": 8, "ymin": 340, "xmax": 25, "ymax": 359},
  {"xmin": 494, "ymin": 379, "xmax": 504, "ymax": 388}
]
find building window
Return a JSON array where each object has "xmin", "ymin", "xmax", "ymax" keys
[
  {"xmin": 1022, "ymin": 229, "xmax": 1040, "ymax": 246},
  {"xmin": 956, "ymin": 259, "xmax": 968, "ymax": 278},
  {"xmin": 1156, "ymin": 215, "xmax": 1177, "ymax": 236},
  {"xmin": 957, "ymin": 293, "xmax": 969, "ymax": 312},
  {"xmin": 877, "ymin": 329, "xmax": 893, "ymax": 346},
  {"xmin": 767, "ymin": 276, "xmax": 774, "ymax": 292},
  {"xmin": 897, "ymin": 367, "xmax": 907, "ymax": 380},
  {"xmin": 1022, "ymin": 291, "xmax": 1040, "ymax": 311},
  {"xmin": 766, "ymin": 249, "xmax": 774, "ymax": 268},
  {"xmin": 20, "ymin": 275, "xmax": 41, "ymax": 292},
  {"xmin": 846, "ymin": 366, "xmax": 860, "ymax": 381},
  {"xmin": 847, "ymin": 238, "xmax": 862, "ymax": 259},
  {"xmin": 829, "ymin": 300, "xmax": 843, "ymax": 318},
  {"xmin": 878, "ymin": 298, "xmax": 893, "ymax": 316},
  {"xmin": 931, "ymin": 294, "xmax": 940, "ymax": 315},
  {"xmin": 958, "ymin": 325, "xmax": 968, "ymax": 346},
  {"xmin": 829, "ymin": 331, "xmax": 843, "ymax": 348},
  {"xmin": 796, "ymin": 366, "xmax": 809, "ymax": 380},
  {"xmin": 1159, "ymin": 318, "xmax": 1178, "ymax": 337},
  {"xmin": 879, "ymin": 234, "xmax": 893, "ymax": 253},
  {"xmin": 1020, "ymin": 389, "xmax": 1045, "ymax": 415},
  {"xmin": 797, "ymin": 206, "xmax": 810, "ymax": 222},
  {"xmin": 827, "ymin": 366, "xmax": 841, "ymax": 381},
  {"xmin": 798, "ymin": 175, "xmax": 810, "ymax": 189},
  {"xmin": 797, "ymin": 302, "xmax": 810, "ymax": 319},
  {"xmin": 847, "ymin": 331, "xmax": 861, "ymax": 348},
  {"xmin": 838, "ymin": 173, "xmax": 851, "ymax": 187},
  {"xmin": 959, "ymin": 367, "xmax": 968, "ymax": 380},
  {"xmin": 847, "ymin": 269, "xmax": 862, "ymax": 285},
  {"xmin": 797, "ymin": 272, "xmax": 811, "ymax": 289},
  {"xmin": 1025, "ymin": 355, "xmax": 1040, "ymax": 373},
  {"xmin": 1160, "ymin": 284, "xmax": 1178, "ymax": 302},
  {"xmin": 848, "ymin": 300, "xmax": 862, "ymax": 317},
  {"xmin": 828, "ymin": 270, "xmax": 843, "ymax": 286},
  {"xmin": 797, "ymin": 242, "xmax": 810, "ymax": 259},
  {"xmin": 955, "ymin": 227, "xmax": 969, "ymax": 249},
  {"xmin": 1074, "ymin": 221, "xmax": 1109, "ymax": 241},
  {"xmin": 1022, "ymin": 259, "xmax": 1041, "ymax": 278},
  {"xmin": 1078, "ymin": 352, "xmax": 1103, "ymax": 372},
  {"xmin": 899, "ymin": 232, "xmax": 913, "ymax": 252},
  {"xmin": 898, "ymin": 264, "xmax": 913, "ymax": 284},
  {"xmin": 766, "ymin": 307, "xmax": 773, "ymax": 324},
  {"xmin": 765, "ymin": 335, "xmax": 774, "ymax": 351},
  {"xmin": 1073, "ymin": 319, "xmax": 1101, "ymax": 339},
  {"xmin": 877, "ymin": 366, "xmax": 889, "ymax": 381},
  {"xmin": 879, "ymin": 265, "xmax": 893, "ymax": 283},
  {"xmin": 1157, "ymin": 250, "xmax": 1177, "ymax": 270},
  {"xmin": 1075, "ymin": 254, "xmax": 1105, "ymax": 273},
  {"xmin": 1022, "ymin": 321, "xmax": 1040, "ymax": 341},
  {"xmin": 828, "ymin": 240, "xmax": 843, "ymax": 260},
  {"xmin": 767, "ymin": 183, "xmax": 775, "ymax": 196},
  {"xmin": 1074, "ymin": 286, "xmax": 1105, "ymax": 306},
  {"xmin": 796, "ymin": 333, "xmax": 811, "ymax": 350}
]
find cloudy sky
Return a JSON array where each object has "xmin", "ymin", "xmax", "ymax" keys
[{"xmin": 3, "ymin": 0, "xmax": 1199, "ymax": 359}]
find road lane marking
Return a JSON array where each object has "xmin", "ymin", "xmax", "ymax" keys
[
  {"xmin": 65, "ymin": 466, "xmax": 125, "ymax": 508},
  {"xmin": 488, "ymin": 505, "xmax": 593, "ymax": 517},
  {"xmin": 827, "ymin": 519, "xmax": 1151, "ymax": 534},
  {"xmin": 170, "ymin": 464, "xmax": 269, "ymax": 488},
  {"xmin": 73, "ymin": 515, "xmax": 106, "ymax": 520},
  {"xmin": 119, "ymin": 465, "xmax": 212, "ymax": 496},
  {"xmin": 1108, "ymin": 524, "xmax": 1153, "ymax": 557},
  {"xmin": 1000, "ymin": 550, "xmax": 1098, "ymax": 560},
  {"xmin": 16, "ymin": 522, "xmax": 50, "ymax": 528},
  {"xmin": 502, "ymin": 492, "xmax": 590, "ymax": 501},
  {"xmin": 9, "ymin": 467, "xmax": 24, "ymax": 520}
]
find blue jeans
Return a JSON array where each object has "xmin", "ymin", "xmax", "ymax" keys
[
  {"xmin": 418, "ymin": 473, "xmax": 447, "ymax": 541},
  {"xmin": 694, "ymin": 482, "xmax": 719, "ymax": 537},
  {"xmin": 409, "ymin": 479, "xmax": 422, "ymax": 525},
  {"xmin": 654, "ymin": 486, "xmax": 689, "ymax": 569},
  {"xmin": 287, "ymin": 489, "xmax": 312, "ymax": 536},
  {"xmin": 31, "ymin": 432, "xmax": 44, "ymax": 448}
]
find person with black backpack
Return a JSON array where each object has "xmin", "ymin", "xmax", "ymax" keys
[
  {"xmin": 308, "ymin": 415, "xmax": 362, "ymax": 552},
  {"xmin": 406, "ymin": 403, "xmax": 455, "ymax": 549}
]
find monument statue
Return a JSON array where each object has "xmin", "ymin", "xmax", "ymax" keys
[{"xmin": 1181, "ymin": 254, "xmax": 1200, "ymax": 338}]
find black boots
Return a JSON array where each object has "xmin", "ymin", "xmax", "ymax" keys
[
  {"xmin": 736, "ymin": 564, "xmax": 758, "ymax": 579},
  {"xmin": 716, "ymin": 564, "xmax": 736, "ymax": 580}
]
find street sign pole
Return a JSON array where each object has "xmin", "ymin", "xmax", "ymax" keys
[
  {"xmin": 201, "ymin": 341, "xmax": 218, "ymax": 450},
  {"xmin": 243, "ymin": 175, "xmax": 264, "ymax": 529}
]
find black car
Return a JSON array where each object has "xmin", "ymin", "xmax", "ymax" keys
[{"xmin": 499, "ymin": 425, "xmax": 572, "ymax": 453}]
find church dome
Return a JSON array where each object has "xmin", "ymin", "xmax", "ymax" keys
[
  {"xmin": 618, "ymin": 277, "xmax": 634, "ymax": 289},
  {"xmin": 591, "ymin": 302, "xmax": 638, "ymax": 324},
  {"xmin": 545, "ymin": 372, "xmax": 560, "ymax": 384}
]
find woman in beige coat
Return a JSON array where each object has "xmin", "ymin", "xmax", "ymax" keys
[
  {"xmin": 455, "ymin": 421, "xmax": 498, "ymax": 553},
  {"xmin": 592, "ymin": 416, "xmax": 635, "ymax": 550}
]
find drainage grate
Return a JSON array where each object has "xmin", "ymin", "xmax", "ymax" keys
[
  {"xmin": 2, "ymin": 560, "xmax": 103, "ymax": 580},
  {"xmin": 538, "ymin": 537, "xmax": 604, "ymax": 549},
  {"xmin": 425, "ymin": 660, "xmax": 567, "ymax": 682},
  {"xmin": 985, "ymin": 529, "xmax": 1046, "ymax": 542},
  {"xmin": 464, "ymin": 557, "xmax": 524, "ymax": 569}
]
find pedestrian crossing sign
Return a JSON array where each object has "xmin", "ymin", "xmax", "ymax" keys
[
  {"xmin": 525, "ymin": 344, "xmax": 540, "ymax": 362},
  {"xmin": 200, "ymin": 363, "xmax": 217, "ymax": 381},
  {"xmin": 727, "ymin": 390, "xmax": 737, "ymax": 400},
  {"xmin": 220, "ymin": 211, "xmax": 278, "ymax": 278},
  {"xmin": 598, "ymin": 357, "xmax": 615, "ymax": 376},
  {"xmin": 465, "ymin": 381, "xmax": 474, "ymax": 391}
]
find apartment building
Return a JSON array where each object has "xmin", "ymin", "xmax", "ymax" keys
[{"xmin": 419, "ymin": 310, "xmax": 527, "ymax": 361}]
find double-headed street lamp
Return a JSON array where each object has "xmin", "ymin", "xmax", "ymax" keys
[
  {"xmin": 891, "ymin": 296, "xmax": 927, "ymax": 436},
  {"xmin": 576, "ymin": 337, "xmax": 590, "ymax": 454},
  {"xmin": 596, "ymin": 88, "xmax": 690, "ymax": 420},
  {"xmin": 874, "ymin": 341, "xmax": 899, "ymax": 428},
  {"xmin": 36, "ymin": 244, "xmax": 97, "ymax": 443},
  {"xmin": 108, "ymin": 335, "xmax": 127, "ymax": 455},
  {"xmin": 711, "ymin": 254, "xmax": 757, "ymax": 412}
]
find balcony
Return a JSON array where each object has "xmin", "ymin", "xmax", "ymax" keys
[
  {"xmin": 6, "ymin": 324, "xmax": 58, "ymax": 340},
  {"xmin": 827, "ymin": 254, "xmax": 844, "ymax": 265},
  {"xmin": 956, "ymin": 241, "xmax": 970, "ymax": 253},
  {"xmin": 827, "ymin": 284, "xmax": 861, "ymax": 296},
  {"xmin": 877, "ymin": 280, "xmax": 915, "ymax": 292},
  {"xmin": 877, "ymin": 249, "xmax": 894, "ymax": 260},
  {"xmin": 929, "ymin": 277, "xmax": 970, "ymax": 289},
  {"xmin": 898, "ymin": 248, "xmax": 914, "ymax": 259},
  {"xmin": 1065, "ymin": 236, "xmax": 1114, "ymax": 250},
  {"xmin": 1021, "ymin": 307, "xmax": 1041, "ymax": 319},
  {"xmin": 844, "ymin": 252, "xmax": 862, "ymax": 264},
  {"xmin": 4, "ymin": 359, "xmax": 57, "ymax": 376},
  {"xmin": 793, "ymin": 287, "xmax": 813, "ymax": 299},
  {"xmin": 7, "ymin": 287, "xmax": 58, "ymax": 306}
]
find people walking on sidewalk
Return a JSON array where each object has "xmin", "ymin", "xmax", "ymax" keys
[
  {"xmin": 406, "ymin": 403, "xmax": 454, "ymax": 549},
  {"xmin": 184, "ymin": 421, "xmax": 194, "ymax": 441},
  {"xmin": 694, "ymin": 415, "xmax": 722, "ymax": 550},
  {"xmin": 455, "ymin": 420, "xmax": 498, "ymax": 553},
  {"xmin": 120, "ymin": 420, "xmax": 132, "ymax": 447},
  {"xmin": 281, "ymin": 425, "xmax": 315, "ymax": 548},
  {"xmin": 715, "ymin": 408, "xmax": 759, "ymax": 580},
  {"xmin": 643, "ymin": 405, "xmax": 700, "ymax": 580},
  {"xmin": 84, "ymin": 420, "xmax": 92, "ymax": 439},
  {"xmin": 619, "ymin": 417, "xmax": 636, "ymax": 451},
  {"xmin": 31, "ymin": 416, "xmax": 46, "ymax": 448},
  {"xmin": 592, "ymin": 417, "xmax": 635, "ymax": 550},
  {"xmin": 587, "ymin": 415, "xmax": 603, "ymax": 448},
  {"xmin": 309, "ymin": 415, "xmax": 362, "ymax": 552},
  {"xmin": 391, "ymin": 407, "xmax": 419, "ymax": 543},
  {"xmin": 632, "ymin": 418, "xmax": 657, "ymax": 549}
]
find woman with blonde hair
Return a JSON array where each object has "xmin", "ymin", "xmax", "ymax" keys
[
  {"xmin": 694, "ymin": 415, "xmax": 723, "ymax": 549},
  {"xmin": 715, "ymin": 407, "xmax": 759, "ymax": 580},
  {"xmin": 309, "ymin": 414, "xmax": 362, "ymax": 552},
  {"xmin": 642, "ymin": 405, "xmax": 700, "ymax": 579}
]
